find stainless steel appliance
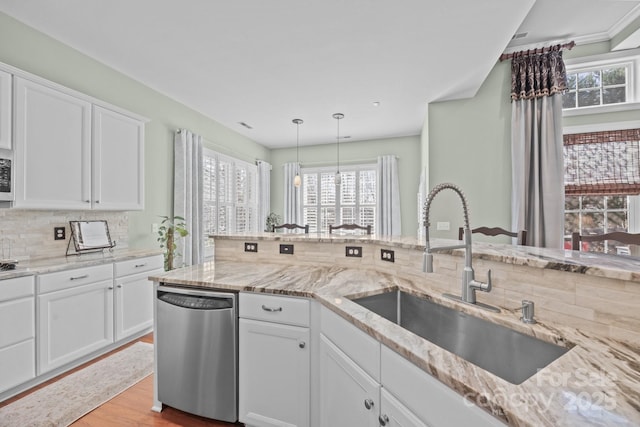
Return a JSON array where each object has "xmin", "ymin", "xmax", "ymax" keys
[
  {"xmin": 0, "ymin": 158, "xmax": 12, "ymax": 202},
  {"xmin": 156, "ymin": 285, "xmax": 237, "ymax": 422}
]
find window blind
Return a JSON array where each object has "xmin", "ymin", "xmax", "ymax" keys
[{"xmin": 564, "ymin": 129, "xmax": 640, "ymax": 196}]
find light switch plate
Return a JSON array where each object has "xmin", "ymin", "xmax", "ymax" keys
[{"xmin": 436, "ymin": 221, "xmax": 450, "ymax": 231}]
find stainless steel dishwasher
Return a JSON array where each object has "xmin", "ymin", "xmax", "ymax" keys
[{"xmin": 156, "ymin": 285, "xmax": 237, "ymax": 422}]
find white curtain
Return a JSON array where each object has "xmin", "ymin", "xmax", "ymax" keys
[
  {"xmin": 283, "ymin": 162, "xmax": 302, "ymax": 225},
  {"xmin": 257, "ymin": 160, "xmax": 271, "ymax": 231},
  {"xmin": 511, "ymin": 96, "xmax": 564, "ymax": 248},
  {"xmin": 377, "ymin": 155, "xmax": 402, "ymax": 236},
  {"xmin": 174, "ymin": 129, "xmax": 203, "ymax": 267}
]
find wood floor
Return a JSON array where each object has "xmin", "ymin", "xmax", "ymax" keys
[{"xmin": 1, "ymin": 333, "xmax": 244, "ymax": 427}]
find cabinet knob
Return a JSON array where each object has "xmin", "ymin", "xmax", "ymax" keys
[
  {"xmin": 379, "ymin": 414, "xmax": 389, "ymax": 426},
  {"xmin": 85, "ymin": 200, "xmax": 91, "ymax": 203},
  {"xmin": 95, "ymin": 200, "xmax": 100, "ymax": 204},
  {"xmin": 299, "ymin": 341, "xmax": 306, "ymax": 349},
  {"xmin": 364, "ymin": 398, "xmax": 374, "ymax": 410},
  {"xmin": 108, "ymin": 286, "xmax": 114, "ymax": 290},
  {"xmin": 117, "ymin": 284, "xmax": 123, "ymax": 288}
]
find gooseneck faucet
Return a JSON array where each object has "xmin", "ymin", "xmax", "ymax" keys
[{"xmin": 423, "ymin": 183, "xmax": 497, "ymax": 311}]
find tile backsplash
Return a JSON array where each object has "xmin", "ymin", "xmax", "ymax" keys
[{"xmin": 0, "ymin": 209, "xmax": 128, "ymax": 260}]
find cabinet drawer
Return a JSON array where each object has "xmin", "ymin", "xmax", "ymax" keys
[
  {"xmin": 114, "ymin": 255, "xmax": 164, "ymax": 277},
  {"xmin": 38, "ymin": 264, "xmax": 113, "ymax": 294},
  {"xmin": 0, "ymin": 276, "xmax": 35, "ymax": 302},
  {"xmin": 0, "ymin": 297, "xmax": 34, "ymax": 347},
  {"xmin": 0, "ymin": 340, "xmax": 35, "ymax": 393},
  {"xmin": 320, "ymin": 305, "xmax": 380, "ymax": 382},
  {"xmin": 239, "ymin": 292, "xmax": 309, "ymax": 327},
  {"xmin": 381, "ymin": 345, "xmax": 505, "ymax": 427}
]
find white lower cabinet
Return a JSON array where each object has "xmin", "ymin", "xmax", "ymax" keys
[
  {"xmin": 239, "ymin": 293, "xmax": 310, "ymax": 427},
  {"xmin": 114, "ymin": 256, "xmax": 163, "ymax": 341},
  {"xmin": 319, "ymin": 334, "xmax": 380, "ymax": 427},
  {"xmin": 0, "ymin": 276, "xmax": 36, "ymax": 393},
  {"xmin": 37, "ymin": 265, "xmax": 114, "ymax": 374},
  {"xmin": 379, "ymin": 388, "xmax": 429, "ymax": 427}
]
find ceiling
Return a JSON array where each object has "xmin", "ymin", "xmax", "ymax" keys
[{"xmin": 1, "ymin": 0, "xmax": 639, "ymax": 148}]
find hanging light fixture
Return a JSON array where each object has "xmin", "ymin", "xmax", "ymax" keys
[
  {"xmin": 293, "ymin": 118, "xmax": 303, "ymax": 188},
  {"xmin": 333, "ymin": 113, "xmax": 344, "ymax": 186}
]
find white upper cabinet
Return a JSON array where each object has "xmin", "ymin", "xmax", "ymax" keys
[
  {"xmin": 0, "ymin": 70, "xmax": 10, "ymax": 150},
  {"xmin": 93, "ymin": 106, "xmax": 144, "ymax": 210},
  {"xmin": 12, "ymin": 76, "xmax": 145, "ymax": 210},
  {"xmin": 14, "ymin": 77, "xmax": 92, "ymax": 210}
]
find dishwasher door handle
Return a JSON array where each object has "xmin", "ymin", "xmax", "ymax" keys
[{"xmin": 261, "ymin": 304, "xmax": 283, "ymax": 312}]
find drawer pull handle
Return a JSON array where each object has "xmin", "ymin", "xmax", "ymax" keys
[
  {"xmin": 261, "ymin": 305, "xmax": 283, "ymax": 312},
  {"xmin": 70, "ymin": 274, "xmax": 89, "ymax": 281},
  {"xmin": 134, "ymin": 263, "xmax": 147, "ymax": 268},
  {"xmin": 364, "ymin": 398, "xmax": 374, "ymax": 410}
]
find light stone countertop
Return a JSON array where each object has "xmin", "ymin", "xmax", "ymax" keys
[
  {"xmin": 150, "ymin": 258, "xmax": 640, "ymax": 427},
  {"xmin": 0, "ymin": 248, "xmax": 162, "ymax": 280}
]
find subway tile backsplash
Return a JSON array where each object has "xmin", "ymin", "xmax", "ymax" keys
[{"xmin": 0, "ymin": 210, "xmax": 128, "ymax": 260}]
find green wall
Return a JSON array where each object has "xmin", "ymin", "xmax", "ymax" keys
[
  {"xmin": 270, "ymin": 136, "xmax": 422, "ymax": 236},
  {"xmin": 0, "ymin": 12, "xmax": 269, "ymax": 249},
  {"xmin": 426, "ymin": 60, "xmax": 513, "ymax": 240}
]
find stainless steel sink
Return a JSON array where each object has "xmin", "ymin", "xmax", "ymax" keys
[{"xmin": 350, "ymin": 290, "xmax": 569, "ymax": 384}]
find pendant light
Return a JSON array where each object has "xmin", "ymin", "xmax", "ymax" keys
[
  {"xmin": 333, "ymin": 113, "xmax": 344, "ymax": 186},
  {"xmin": 293, "ymin": 119, "xmax": 303, "ymax": 188}
]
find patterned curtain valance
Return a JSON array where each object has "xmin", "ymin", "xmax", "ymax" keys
[{"xmin": 510, "ymin": 45, "xmax": 568, "ymax": 101}]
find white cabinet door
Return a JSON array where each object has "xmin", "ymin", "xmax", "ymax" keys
[
  {"xmin": 319, "ymin": 335, "xmax": 380, "ymax": 427},
  {"xmin": 0, "ymin": 275, "xmax": 36, "ymax": 393},
  {"xmin": 13, "ymin": 77, "xmax": 92, "ymax": 209},
  {"xmin": 379, "ymin": 389, "xmax": 430, "ymax": 427},
  {"xmin": 114, "ymin": 269, "xmax": 161, "ymax": 341},
  {"xmin": 239, "ymin": 318, "xmax": 310, "ymax": 427},
  {"xmin": 92, "ymin": 105, "xmax": 144, "ymax": 210},
  {"xmin": 0, "ymin": 70, "xmax": 10, "ymax": 150},
  {"xmin": 38, "ymin": 280, "xmax": 114, "ymax": 374}
]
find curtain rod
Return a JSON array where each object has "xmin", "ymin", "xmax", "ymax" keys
[{"xmin": 499, "ymin": 41, "xmax": 575, "ymax": 62}]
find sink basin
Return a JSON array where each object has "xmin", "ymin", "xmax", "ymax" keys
[{"xmin": 350, "ymin": 290, "xmax": 569, "ymax": 384}]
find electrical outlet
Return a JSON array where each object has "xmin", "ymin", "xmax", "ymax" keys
[
  {"xmin": 244, "ymin": 242, "xmax": 258, "ymax": 252},
  {"xmin": 280, "ymin": 244, "xmax": 294, "ymax": 255},
  {"xmin": 345, "ymin": 246, "xmax": 363, "ymax": 258},
  {"xmin": 54, "ymin": 227, "xmax": 65, "ymax": 240},
  {"xmin": 381, "ymin": 249, "xmax": 395, "ymax": 262}
]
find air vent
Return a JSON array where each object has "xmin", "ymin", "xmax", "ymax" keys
[
  {"xmin": 512, "ymin": 32, "xmax": 528, "ymax": 40},
  {"xmin": 238, "ymin": 122, "xmax": 254, "ymax": 129}
]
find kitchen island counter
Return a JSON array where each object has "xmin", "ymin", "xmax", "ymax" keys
[{"xmin": 151, "ymin": 244, "xmax": 640, "ymax": 427}]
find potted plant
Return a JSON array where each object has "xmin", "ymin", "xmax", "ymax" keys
[
  {"xmin": 157, "ymin": 215, "xmax": 189, "ymax": 270},
  {"xmin": 265, "ymin": 212, "xmax": 282, "ymax": 232}
]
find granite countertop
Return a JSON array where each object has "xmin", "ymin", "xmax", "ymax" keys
[
  {"xmin": 0, "ymin": 248, "xmax": 162, "ymax": 280},
  {"xmin": 151, "ymin": 260, "xmax": 640, "ymax": 427}
]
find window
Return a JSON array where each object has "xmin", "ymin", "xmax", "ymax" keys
[
  {"xmin": 563, "ymin": 129, "xmax": 640, "ymax": 254},
  {"xmin": 563, "ymin": 65, "xmax": 629, "ymax": 109},
  {"xmin": 302, "ymin": 165, "xmax": 377, "ymax": 233},
  {"xmin": 562, "ymin": 50, "xmax": 640, "ymax": 115},
  {"xmin": 203, "ymin": 149, "xmax": 258, "ymax": 245},
  {"xmin": 564, "ymin": 195, "xmax": 630, "ymax": 254}
]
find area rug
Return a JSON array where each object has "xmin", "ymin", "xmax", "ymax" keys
[{"xmin": 0, "ymin": 341, "xmax": 154, "ymax": 427}]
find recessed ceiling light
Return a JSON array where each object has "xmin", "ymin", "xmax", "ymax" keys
[{"xmin": 372, "ymin": 101, "xmax": 381, "ymax": 107}]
